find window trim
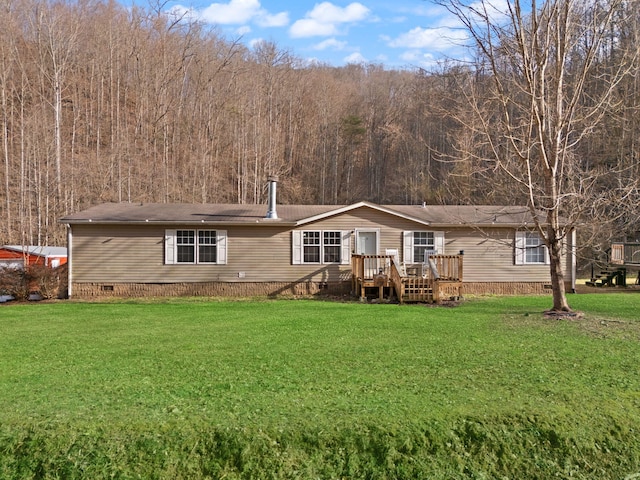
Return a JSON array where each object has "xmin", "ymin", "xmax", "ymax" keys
[
  {"xmin": 515, "ymin": 230, "xmax": 549, "ymax": 265},
  {"xmin": 165, "ymin": 229, "xmax": 227, "ymax": 265},
  {"xmin": 197, "ymin": 230, "xmax": 218, "ymax": 264},
  {"xmin": 412, "ymin": 231, "xmax": 435, "ymax": 264},
  {"xmin": 176, "ymin": 229, "xmax": 196, "ymax": 263},
  {"xmin": 303, "ymin": 230, "xmax": 321, "ymax": 264},
  {"xmin": 292, "ymin": 230, "xmax": 351, "ymax": 265},
  {"xmin": 403, "ymin": 230, "xmax": 444, "ymax": 264}
]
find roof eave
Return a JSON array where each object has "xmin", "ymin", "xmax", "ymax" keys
[
  {"xmin": 432, "ymin": 222, "xmax": 536, "ymax": 228},
  {"xmin": 61, "ymin": 219, "xmax": 299, "ymax": 226}
]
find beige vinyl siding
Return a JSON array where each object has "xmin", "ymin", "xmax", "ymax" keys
[
  {"xmin": 442, "ymin": 228, "xmax": 561, "ymax": 283},
  {"xmin": 69, "ymin": 206, "xmax": 572, "ymax": 286},
  {"xmin": 302, "ymin": 206, "xmax": 434, "ymax": 257},
  {"xmin": 71, "ymin": 224, "xmax": 350, "ymax": 284},
  {"xmin": 225, "ymin": 226, "xmax": 350, "ymax": 283},
  {"xmin": 72, "ymin": 224, "xmax": 165, "ymax": 283}
]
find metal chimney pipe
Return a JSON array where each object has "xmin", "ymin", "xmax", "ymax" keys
[{"xmin": 266, "ymin": 175, "xmax": 279, "ymax": 219}]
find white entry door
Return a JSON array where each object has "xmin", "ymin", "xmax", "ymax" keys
[
  {"xmin": 356, "ymin": 230, "xmax": 379, "ymax": 278},
  {"xmin": 357, "ymin": 230, "xmax": 378, "ymax": 254}
]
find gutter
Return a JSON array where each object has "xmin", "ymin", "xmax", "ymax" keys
[{"xmin": 60, "ymin": 219, "xmax": 296, "ymax": 227}]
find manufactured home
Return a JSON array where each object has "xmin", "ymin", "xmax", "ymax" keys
[{"xmin": 60, "ymin": 182, "xmax": 576, "ymax": 301}]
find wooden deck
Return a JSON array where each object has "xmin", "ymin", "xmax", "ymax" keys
[
  {"xmin": 351, "ymin": 254, "xmax": 463, "ymax": 303},
  {"xmin": 611, "ymin": 243, "xmax": 640, "ymax": 266},
  {"xmin": 587, "ymin": 243, "xmax": 640, "ymax": 287}
]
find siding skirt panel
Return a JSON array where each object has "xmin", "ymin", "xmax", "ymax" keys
[
  {"xmin": 71, "ymin": 281, "xmax": 351, "ymax": 298},
  {"xmin": 461, "ymin": 282, "xmax": 560, "ymax": 295},
  {"xmin": 71, "ymin": 281, "xmax": 568, "ymax": 299}
]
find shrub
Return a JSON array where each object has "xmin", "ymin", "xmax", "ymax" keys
[
  {"xmin": 0, "ymin": 267, "xmax": 27, "ymax": 300},
  {"xmin": 0, "ymin": 264, "xmax": 66, "ymax": 300}
]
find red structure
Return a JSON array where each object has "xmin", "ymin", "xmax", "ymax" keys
[{"xmin": 0, "ymin": 245, "xmax": 67, "ymax": 269}]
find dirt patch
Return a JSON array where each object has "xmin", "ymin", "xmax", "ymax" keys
[
  {"xmin": 574, "ymin": 284, "xmax": 640, "ymax": 294},
  {"xmin": 421, "ymin": 299, "xmax": 462, "ymax": 308},
  {"xmin": 566, "ymin": 316, "xmax": 640, "ymax": 341},
  {"xmin": 543, "ymin": 310, "xmax": 584, "ymax": 320},
  {"xmin": 504, "ymin": 309, "xmax": 640, "ymax": 341}
]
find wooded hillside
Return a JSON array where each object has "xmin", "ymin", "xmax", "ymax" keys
[{"xmin": 1, "ymin": 0, "xmax": 638, "ymax": 254}]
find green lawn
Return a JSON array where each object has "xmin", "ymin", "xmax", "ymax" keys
[{"xmin": 1, "ymin": 294, "xmax": 639, "ymax": 479}]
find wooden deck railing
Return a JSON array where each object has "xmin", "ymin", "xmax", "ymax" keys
[
  {"xmin": 389, "ymin": 257, "xmax": 403, "ymax": 294},
  {"xmin": 611, "ymin": 243, "xmax": 640, "ymax": 266},
  {"xmin": 427, "ymin": 255, "xmax": 463, "ymax": 281},
  {"xmin": 351, "ymin": 254, "xmax": 393, "ymax": 280},
  {"xmin": 352, "ymin": 254, "xmax": 463, "ymax": 303}
]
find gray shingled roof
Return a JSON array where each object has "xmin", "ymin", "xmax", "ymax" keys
[
  {"xmin": 389, "ymin": 205, "xmax": 538, "ymax": 226},
  {"xmin": 60, "ymin": 202, "xmax": 542, "ymax": 227},
  {"xmin": 60, "ymin": 203, "xmax": 344, "ymax": 225}
]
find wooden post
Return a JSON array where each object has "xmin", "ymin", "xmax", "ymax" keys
[{"xmin": 374, "ymin": 273, "xmax": 387, "ymax": 301}]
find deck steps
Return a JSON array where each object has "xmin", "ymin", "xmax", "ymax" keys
[{"xmin": 586, "ymin": 267, "xmax": 627, "ymax": 287}]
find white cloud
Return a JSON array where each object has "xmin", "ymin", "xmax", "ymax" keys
[
  {"xmin": 428, "ymin": 0, "xmax": 511, "ymax": 30},
  {"xmin": 166, "ymin": 5, "xmax": 198, "ymax": 22},
  {"xmin": 307, "ymin": 2, "xmax": 369, "ymax": 23},
  {"xmin": 400, "ymin": 50, "xmax": 439, "ymax": 69},
  {"xmin": 469, "ymin": 0, "xmax": 511, "ymax": 22},
  {"xmin": 256, "ymin": 11, "xmax": 289, "ymax": 28},
  {"xmin": 201, "ymin": 0, "xmax": 260, "ymax": 24},
  {"xmin": 196, "ymin": 0, "xmax": 288, "ymax": 28},
  {"xmin": 344, "ymin": 51, "xmax": 367, "ymax": 64},
  {"xmin": 290, "ymin": 2, "xmax": 371, "ymax": 38},
  {"xmin": 400, "ymin": 50, "xmax": 419, "ymax": 62},
  {"xmin": 374, "ymin": 53, "xmax": 388, "ymax": 63},
  {"xmin": 313, "ymin": 38, "xmax": 348, "ymax": 51},
  {"xmin": 290, "ymin": 18, "xmax": 338, "ymax": 38},
  {"xmin": 385, "ymin": 0, "xmax": 510, "ymax": 63},
  {"xmin": 388, "ymin": 26, "xmax": 468, "ymax": 50},
  {"xmin": 304, "ymin": 56, "xmax": 320, "ymax": 64}
]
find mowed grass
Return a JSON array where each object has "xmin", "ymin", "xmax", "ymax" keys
[{"xmin": 1, "ymin": 294, "xmax": 640, "ymax": 478}]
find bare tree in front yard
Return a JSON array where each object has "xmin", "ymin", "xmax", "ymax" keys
[{"xmin": 435, "ymin": 0, "xmax": 639, "ymax": 312}]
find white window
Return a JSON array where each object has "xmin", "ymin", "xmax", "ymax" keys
[
  {"xmin": 515, "ymin": 231, "xmax": 549, "ymax": 265},
  {"xmin": 303, "ymin": 231, "xmax": 321, "ymax": 263},
  {"xmin": 323, "ymin": 231, "xmax": 342, "ymax": 263},
  {"xmin": 165, "ymin": 229, "xmax": 227, "ymax": 265},
  {"xmin": 413, "ymin": 231, "xmax": 435, "ymax": 263},
  {"xmin": 198, "ymin": 230, "xmax": 218, "ymax": 263},
  {"xmin": 403, "ymin": 231, "xmax": 444, "ymax": 263},
  {"xmin": 292, "ymin": 230, "xmax": 351, "ymax": 265},
  {"xmin": 176, "ymin": 230, "xmax": 195, "ymax": 263}
]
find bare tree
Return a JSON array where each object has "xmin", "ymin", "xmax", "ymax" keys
[
  {"xmin": 435, "ymin": 0, "xmax": 639, "ymax": 312},
  {"xmin": 32, "ymin": 0, "xmax": 81, "ymax": 205}
]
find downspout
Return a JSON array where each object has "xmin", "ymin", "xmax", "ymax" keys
[{"xmin": 66, "ymin": 224, "xmax": 72, "ymax": 298}]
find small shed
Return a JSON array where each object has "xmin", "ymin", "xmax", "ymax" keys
[{"xmin": 0, "ymin": 245, "xmax": 68, "ymax": 269}]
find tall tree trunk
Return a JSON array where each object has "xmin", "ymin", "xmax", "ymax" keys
[{"xmin": 547, "ymin": 224, "xmax": 570, "ymax": 312}]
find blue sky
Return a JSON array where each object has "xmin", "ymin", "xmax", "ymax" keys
[{"xmin": 166, "ymin": 0, "xmax": 482, "ymax": 69}]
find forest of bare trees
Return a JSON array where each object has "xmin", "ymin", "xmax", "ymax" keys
[{"xmin": 1, "ymin": 0, "xmax": 638, "ymax": 267}]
